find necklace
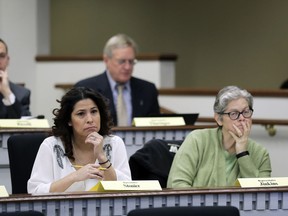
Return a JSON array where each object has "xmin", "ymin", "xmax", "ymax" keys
[{"xmin": 73, "ymin": 144, "xmax": 95, "ymax": 166}]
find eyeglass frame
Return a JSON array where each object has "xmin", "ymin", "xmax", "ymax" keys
[
  {"xmin": 219, "ymin": 108, "xmax": 254, "ymax": 120},
  {"xmin": 113, "ymin": 58, "xmax": 138, "ymax": 66}
]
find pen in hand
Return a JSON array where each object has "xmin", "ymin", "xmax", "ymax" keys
[{"xmin": 71, "ymin": 164, "xmax": 107, "ymax": 171}]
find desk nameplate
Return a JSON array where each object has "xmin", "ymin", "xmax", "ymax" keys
[
  {"xmin": 133, "ymin": 117, "xmax": 185, "ymax": 127},
  {"xmin": 235, "ymin": 177, "xmax": 288, "ymax": 188},
  {"xmin": 0, "ymin": 119, "xmax": 50, "ymax": 128},
  {"xmin": 0, "ymin": 185, "xmax": 8, "ymax": 197},
  {"xmin": 89, "ymin": 180, "xmax": 162, "ymax": 192}
]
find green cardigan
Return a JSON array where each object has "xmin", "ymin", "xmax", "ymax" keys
[{"xmin": 167, "ymin": 127, "xmax": 272, "ymax": 188}]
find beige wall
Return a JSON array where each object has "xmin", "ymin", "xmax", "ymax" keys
[{"xmin": 50, "ymin": 0, "xmax": 288, "ymax": 89}]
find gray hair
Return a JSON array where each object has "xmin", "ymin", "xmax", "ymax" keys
[
  {"xmin": 103, "ymin": 33, "xmax": 138, "ymax": 58},
  {"xmin": 0, "ymin": 38, "xmax": 8, "ymax": 53},
  {"xmin": 213, "ymin": 86, "xmax": 253, "ymax": 114}
]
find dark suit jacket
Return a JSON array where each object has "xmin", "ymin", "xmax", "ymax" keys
[
  {"xmin": 75, "ymin": 72, "xmax": 160, "ymax": 125},
  {"xmin": 0, "ymin": 81, "xmax": 31, "ymax": 119}
]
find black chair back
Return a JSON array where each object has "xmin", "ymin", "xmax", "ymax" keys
[
  {"xmin": 129, "ymin": 139, "xmax": 182, "ymax": 188},
  {"xmin": 7, "ymin": 133, "xmax": 48, "ymax": 194},
  {"xmin": 127, "ymin": 206, "xmax": 240, "ymax": 216}
]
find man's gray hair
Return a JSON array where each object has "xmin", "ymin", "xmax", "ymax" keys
[{"xmin": 103, "ymin": 34, "xmax": 138, "ymax": 58}]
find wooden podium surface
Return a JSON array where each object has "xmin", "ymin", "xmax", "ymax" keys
[
  {"xmin": 1, "ymin": 123, "xmax": 288, "ymax": 196},
  {"xmin": 0, "ymin": 125, "xmax": 214, "ymax": 155},
  {"xmin": 0, "ymin": 186, "xmax": 288, "ymax": 216},
  {"xmin": 0, "ymin": 125, "xmax": 214, "ymax": 194}
]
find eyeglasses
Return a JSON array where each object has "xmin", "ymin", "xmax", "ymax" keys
[
  {"xmin": 220, "ymin": 108, "xmax": 254, "ymax": 120},
  {"xmin": 114, "ymin": 58, "xmax": 137, "ymax": 66}
]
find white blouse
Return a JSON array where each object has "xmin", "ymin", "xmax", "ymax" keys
[{"xmin": 27, "ymin": 135, "xmax": 131, "ymax": 194}]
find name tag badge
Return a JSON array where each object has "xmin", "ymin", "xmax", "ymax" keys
[
  {"xmin": 235, "ymin": 177, "xmax": 288, "ymax": 188},
  {"xmin": 89, "ymin": 180, "xmax": 162, "ymax": 192},
  {"xmin": 132, "ymin": 117, "xmax": 185, "ymax": 127},
  {"xmin": 0, "ymin": 186, "xmax": 9, "ymax": 197}
]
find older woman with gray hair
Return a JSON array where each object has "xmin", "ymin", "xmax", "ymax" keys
[{"xmin": 167, "ymin": 86, "xmax": 271, "ymax": 188}]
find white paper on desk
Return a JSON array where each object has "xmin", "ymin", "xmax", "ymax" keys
[
  {"xmin": 89, "ymin": 180, "xmax": 162, "ymax": 192},
  {"xmin": 0, "ymin": 185, "xmax": 9, "ymax": 197}
]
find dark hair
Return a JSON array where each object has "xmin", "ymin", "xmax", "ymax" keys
[
  {"xmin": 52, "ymin": 87, "xmax": 114, "ymax": 160},
  {"xmin": 0, "ymin": 38, "xmax": 8, "ymax": 53}
]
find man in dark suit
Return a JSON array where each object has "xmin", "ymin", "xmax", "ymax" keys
[
  {"xmin": 0, "ymin": 38, "xmax": 31, "ymax": 118},
  {"xmin": 75, "ymin": 34, "xmax": 160, "ymax": 126}
]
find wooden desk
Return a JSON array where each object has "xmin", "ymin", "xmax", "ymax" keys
[
  {"xmin": 0, "ymin": 125, "xmax": 212, "ymax": 194},
  {"xmin": 1, "ymin": 124, "xmax": 288, "ymax": 194},
  {"xmin": 0, "ymin": 187, "xmax": 288, "ymax": 216},
  {"xmin": 0, "ymin": 125, "xmax": 213, "ymax": 156}
]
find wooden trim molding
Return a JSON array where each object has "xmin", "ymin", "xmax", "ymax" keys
[
  {"xmin": 0, "ymin": 120, "xmax": 285, "ymax": 137},
  {"xmin": 158, "ymin": 88, "xmax": 288, "ymax": 97},
  {"xmin": 55, "ymin": 85, "xmax": 288, "ymax": 98},
  {"xmin": 55, "ymin": 83, "xmax": 73, "ymax": 90},
  {"xmin": 1, "ymin": 186, "xmax": 288, "ymax": 202},
  {"xmin": 35, "ymin": 53, "xmax": 178, "ymax": 62}
]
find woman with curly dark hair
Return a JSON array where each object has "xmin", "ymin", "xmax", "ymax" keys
[{"xmin": 28, "ymin": 87, "xmax": 131, "ymax": 193}]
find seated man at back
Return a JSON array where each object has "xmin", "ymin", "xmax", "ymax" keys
[
  {"xmin": 75, "ymin": 33, "xmax": 160, "ymax": 126},
  {"xmin": 0, "ymin": 38, "xmax": 31, "ymax": 118}
]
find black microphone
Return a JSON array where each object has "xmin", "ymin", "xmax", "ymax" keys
[
  {"xmin": 36, "ymin": 115, "xmax": 45, "ymax": 119},
  {"xmin": 24, "ymin": 115, "xmax": 45, "ymax": 119}
]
